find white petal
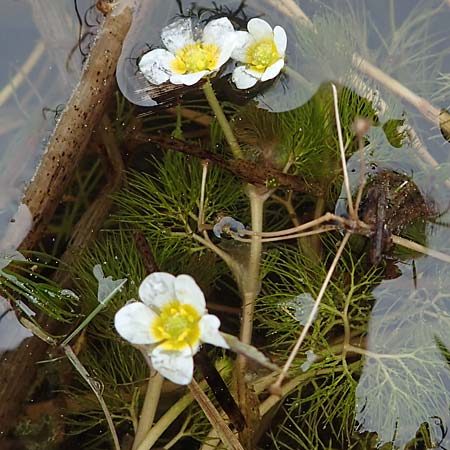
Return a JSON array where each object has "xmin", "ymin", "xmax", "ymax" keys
[
  {"xmin": 139, "ymin": 49, "xmax": 173, "ymax": 85},
  {"xmin": 247, "ymin": 18, "xmax": 273, "ymax": 40},
  {"xmin": 215, "ymin": 32, "xmax": 238, "ymax": 70},
  {"xmin": 203, "ymin": 17, "xmax": 234, "ymax": 45},
  {"xmin": 232, "ymin": 65, "xmax": 259, "ymax": 89},
  {"xmin": 114, "ymin": 302, "xmax": 159, "ymax": 345},
  {"xmin": 138, "ymin": 272, "xmax": 176, "ymax": 308},
  {"xmin": 231, "ymin": 31, "xmax": 253, "ymax": 62},
  {"xmin": 273, "ymin": 26, "xmax": 287, "ymax": 55},
  {"xmin": 150, "ymin": 346, "xmax": 194, "ymax": 385},
  {"xmin": 169, "ymin": 70, "xmax": 209, "ymax": 85},
  {"xmin": 199, "ymin": 315, "xmax": 229, "ymax": 348},
  {"xmin": 161, "ymin": 18, "xmax": 194, "ymax": 53},
  {"xmin": 261, "ymin": 58, "xmax": 284, "ymax": 82},
  {"xmin": 174, "ymin": 274, "xmax": 205, "ymax": 314}
]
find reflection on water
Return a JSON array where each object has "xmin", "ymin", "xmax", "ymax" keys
[
  {"xmin": 0, "ymin": 0, "xmax": 87, "ymax": 440},
  {"xmin": 0, "ymin": 296, "xmax": 33, "ymax": 355},
  {"xmin": 0, "ymin": 0, "xmax": 88, "ymax": 248},
  {"xmin": 357, "ymin": 239, "xmax": 450, "ymax": 448}
]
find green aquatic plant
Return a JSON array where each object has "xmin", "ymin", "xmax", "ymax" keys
[{"xmin": 6, "ymin": 2, "xmax": 450, "ymax": 449}]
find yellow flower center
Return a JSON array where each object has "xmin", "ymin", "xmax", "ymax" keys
[
  {"xmin": 151, "ymin": 301, "xmax": 201, "ymax": 351},
  {"xmin": 171, "ymin": 42, "xmax": 220, "ymax": 74},
  {"xmin": 246, "ymin": 38, "xmax": 280, "ymax": 72}
]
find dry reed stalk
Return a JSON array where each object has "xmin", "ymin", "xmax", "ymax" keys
[{"xmin": 265, "ymin": 0, "xmax": 450, "ymax": 147}]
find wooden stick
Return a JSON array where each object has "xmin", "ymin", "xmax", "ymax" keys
[{"xmin": 20, "ymin": 2, "xmax": 133, "ymax": 250}]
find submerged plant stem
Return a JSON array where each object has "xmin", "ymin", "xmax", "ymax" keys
[
  {"xmin": 189, "ymin": 379, "xmax": 245, "ymax": 450},
  {"xmin": 134, "ymin": 388, "xmax": 197, "ymax": 450},
  {"xmin": 239, "ymin": 186, "xmax": 266, "ymax": 346},
  {"xmin": 64, "ymin": 345, "xmax": 121, "ymax": 450},
  {"xmin": 332, "ymin": 83, "xmax": 355, "ymax": 220},
  {"xmin": 260, "ymin": 366, "xmax": 345, "ymax": 416},
  {"xmin": 60, "ymin": 277, "xmax": 126, "ymax": 346},
  {"xmin": 202, "ymin": 79, "xmax": 243, "ymax": 159},
  {"xmin": 352, "ymin": 54, "xmax": 443, "ymax": 129},
  {"xmin": 392, "ymin": 234, "xmax": 450, "ymax": 263},
  {"xmin": 234, "ymin": 186, "xmax": 268, "ymax": 446},
  {"xmin": 271, "ymin": 232, "xmax": 351, "ymax": 394},
  {"xmin": 269, "ymin": 0, "xmax": 450, "ymax": 137},
  {"xmin": 132, "ymin": 368, "xmax": 164, "ymax": 450},
  {"xmin": 198, "ymin": 160, "xmax": 208, "ymax": 231}
]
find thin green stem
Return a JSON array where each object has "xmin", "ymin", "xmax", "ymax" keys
[
  {"xmin": 271, "ymin": 232, "xmax": 351, "ymax": 394},
  {"xmin": 191, "ymin": 232, "xmax": 241, "ymax": 276},
  {"xmin": 61, "ymin": 278, "xmax": 126, "ymax": 346},
  {"xmin": 202, "ymin": 79, "xmax": 243, "ymax": 159},
  {"xmin": 134, "ymin": 381, "xmax": 207, "ymax": 450},
  {"xmin": 260, "ymin": 366, "xmax": 345, "ymax": 416},
  {"xmin": 132, "ymin": 368, "xmax": 164, "ymax": 450},
  {"xmin": 64, "ymin": 345, "xmax": 121, "ymax": 450},
  {"xmin": 235, "ymin": 185, "xmax": 268, "ymax": 440},
  {"xmin": 239, "ymin": 185, "xmax": 267, "ymax": 346}
]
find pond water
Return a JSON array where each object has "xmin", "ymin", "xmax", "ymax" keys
[{"xmin": 1, "ymin": 0, "xmax": 450, "ymax": 449}]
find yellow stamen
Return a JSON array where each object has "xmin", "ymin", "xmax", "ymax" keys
[
  {"xmin": 171, "ymin": 42, "xmax": 220, "ymax": 74},
  {"xmin": 151, "ymin": 301, "xmax": 201, "ymax": 351},
  {"xmin": 246, "ymin": 38, "xmax": 280, "ymax": 72}
]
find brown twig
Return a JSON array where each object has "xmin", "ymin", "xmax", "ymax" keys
[
  {"xmin": 54, "ymin": 115, "xmax": 126, "ymax": 284},
  {"xmin": 136, "ymin": 134, "xmax": 323, "ymax": 196},
  {"xmin": 189, "ymin": 379, "xmax": 245, "ymax": 450},
  {"xmin": 133, "ymin": 232, "xmax": 159, "ymax": 274}
]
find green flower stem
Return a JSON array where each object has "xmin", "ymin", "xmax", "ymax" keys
[
  {"xmin": 134, "ymin": 382, "xmax": 207, "ymax": 450},
  {"xmin": 235, "ymin": 185, "xmax": 268, "ymax": 434},
  {"xmin": 60, "ymin": 278, "xmax": 126, "ymax": 346},
  {"xmin": 60, "ymin": 303, "xmax": 105, "ymax": 346},
  {"xmin": 239, "ymin": 185, "xmax": 267, "ymax": 346},
  {"xmin": 132, "ymin": 368, "xmax": 164, "ymax": 450},
  {"xmin": 191, "ymin": 232, "xmax": 241, "ymax": 277},
  {"xmin": 202, "ymin": 79, "xmax": 243, "ymax": 160}
]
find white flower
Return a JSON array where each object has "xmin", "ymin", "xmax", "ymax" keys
[
  {"xmin": 114, "ymin": 272, "xmax": 229, "ymax": 385},
  {"xmin": 231, "ymin": 18, "xmax": 287, "ymax": 89},
  {"xmin": 139, "ymin": 17, "xmax": 237, "ymax": 86}
]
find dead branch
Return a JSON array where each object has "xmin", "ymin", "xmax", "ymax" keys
[
  {"xmin": 136, "ymin": 134, "xmax": 323, "ymax": 197},
  {"xmin": 20, "ymin": 3, "xmax": 133, "ymax": 250}
]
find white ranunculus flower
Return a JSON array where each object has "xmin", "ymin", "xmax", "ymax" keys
[
  {"xmin": 115, "ymin": 272, "xmax": 229, "ymax": 385},
  {"xmin": 139, "ymin": 17, "xmax": 237, "ymax": 86},
  {"xmin": 231, "ymin": 18, "xmax": 287, "ymax": 89}
]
